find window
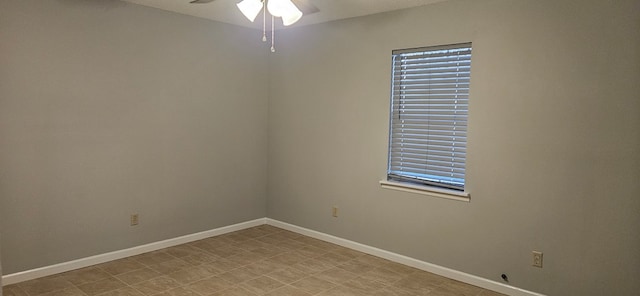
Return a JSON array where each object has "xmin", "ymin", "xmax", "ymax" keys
[{"xmin": 386, "ymin": 43, "xmax": 471, "ymax": 193}]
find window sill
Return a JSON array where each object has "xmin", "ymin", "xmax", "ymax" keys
[{"xmin": 379, "ymin": 180, "xmax": 470, "ymax": 202}]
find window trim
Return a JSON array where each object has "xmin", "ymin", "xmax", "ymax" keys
[{"xmin": 379, "ymin": 180, "xmax": 470, "ymax": 202}]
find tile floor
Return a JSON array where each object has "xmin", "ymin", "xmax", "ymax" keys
[{"xmin": 3, "ymin": 225, "xmax": 505, "ymax": 296}]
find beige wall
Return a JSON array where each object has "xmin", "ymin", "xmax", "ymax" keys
[
  {"xmin": 267, "ymin": 0, "xmax": 640, "ymax": 295},
  {"xmin": 0, "ymin": 0, "xmax": 268, "ymax": 273}
]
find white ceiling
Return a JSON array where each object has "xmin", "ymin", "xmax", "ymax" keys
[{"xmin": 121, "ymin": 0, "xmax": 450, "ymax": 29}]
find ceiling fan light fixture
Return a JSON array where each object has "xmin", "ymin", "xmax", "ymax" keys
[
  {"xmin": 236, "ymin": 0, "xmax": 264, "ymax": 22},
  {"xmin": 234, "ymin": 0, "xmax": 309, "ymax": 52}
]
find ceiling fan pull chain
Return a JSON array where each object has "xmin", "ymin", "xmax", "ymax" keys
[
  {"xmin": 271, "ymin": 14, "xmax": 276, "ymax": 52},
  {"xmin": 262, "ymin": 0, "xmax": 267, "ymax": 42}
]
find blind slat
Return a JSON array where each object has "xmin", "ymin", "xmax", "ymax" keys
[{"xmin": 391, "ymin": 145, "xmax": 467, "ymax": 155}]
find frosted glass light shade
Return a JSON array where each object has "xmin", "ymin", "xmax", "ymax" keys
[
  {"xmin": 237, "ymin": 0, "xmax": 263, "ymax": 22},
  {"xmin": 282, "ymin": 9, "xmax": 302, "ymax": 26},
  {"xmin": 266, "ymin": 0, "xmax": 286, "ymax": 17},
  {"xmin": 267, "ymin": 0, "xmax": 302, "ymax": 24}
]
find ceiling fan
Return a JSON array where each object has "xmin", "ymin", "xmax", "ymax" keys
[{"xmin": 190, "ymin": 0, "xmax": 319, "ymax": 52}]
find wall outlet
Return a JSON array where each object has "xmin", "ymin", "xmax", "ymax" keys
[
  {"xmin": 532, "ymin": 251, "xmax": 543, "ymax": 268},
  {"xmin": 130, "ymin": 214, "xmax": 139, "ymax": 226},
  {"xmin": 332, "ymin": 207, "xmax": 338, "ymax": 218}
]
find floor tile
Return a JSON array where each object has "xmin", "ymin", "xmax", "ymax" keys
[
  {"xmin": 253, "ymin": 235, "xmax": 285, "ymax": 246},
  {"xmin": 207, "ymin": 286, "xmax": 258, "ymax": 296},
  {"xmin": 380, "ymin": 261, "xmax": 419, "ymax": 276},
  {"xmin": 263, "ymin": 285, "xmax": 312, "ymax": 296},
  {"xmin": 249, "ymin": 246, "xmax": 286, "ymax": 258},
  {"xmin": 40, "ymin": 286, "xmax": 88, "ymax": 296},
  {"xmin": 341, "ymin": 276, "xmax": 388, "ymax": 293},
  {"xmin": 478, "ymin": 289, "xmax": 508, "ymax": 296},
  {"xmin": 434, "ymin": 278, "xmax": 487, "ymax": 296},
  {"xmin": 392, "ymin": 272, "xmax": 441, "ymax": 294},
  {"xmin": 186, "ymin": 276, "xmax": 234, "ymax": 295},
  {"xmin": 148, "ymin": 287, "xmax": 201, "ymax": 296},
  {"xmin": 179, "ymin": 252, "xmax": 219, "ymax": 266},
  {"xmin": 163, "ymin": 245, "xmax": 203, "ymax": 259},
  {"xmin": 370, "ymin": 286, "xmax": 420, "ymax": 296},
  {"xmin": 226, "ymin": 252, "xmax": 268, "ymax": 266},
  {"xmin": 166, "ymin": 267, "xmax": 213, "ymax": 285},
  {"xmin": 352, "ymin": 254, "xmax": 389, "ymax": 267},
  {"xmin": 234, "ymin": 227, "xmax": 271, "ymax": 239},
  {"xmin": 336, "ymin": 259, "xmax": 376, "ymax": 274},
  {"xmin": 268, "ymin": 252, "xmax": 308, "ymax": 266},
  {"xmin": 2, "ymin": 285, "xmax": 29, "ymax": 296},
  {"xmin": 61, "ymin": 266, "xmax": 111, "ymax": 286},
  {"xmin": 292, "ymin": 258, "xmax": 337, "ymax": 274},
  {"xmin": 243, "ymin": 259, "xmax": 285, "ymax": 275},
  {"xmin": 132, "ymin": 251, "xmax": 176, "ymax": 266},
  {"xmin": 329, "ymin": 246, "xmax": 364, "ymax": 259},
  {"xmin": 217, "ymin": 267, "xmax": 261, "ymax": 283},
  {"xmin": 146, "ymin": 258, "xmax": 192, "ymax": 274},
  {"xmin": 94, "ymin": 286, "xmax": 145, "ymax": 296},
  {"xmin": 77, "ymin": 277, "xmax": 127, "ymax": 296},
  {"xmin": 239, "ymin": 276, "xmax": 285, "ymax": 295},
  {"xmin": 294, "ymin": 245, "xmax": 328, "ymax": 258},
  {"xmin": 290, "ymin": 276, "xmax": 337, "ymax": 295},
  {"xmin": 313, "ymin": 267, "xmax": 359, "ymax": 285},
  {"xmin": 18, "ymin": 275, "xmax": 75, "ymax": 295},
  {"xmin": 273, "ymin": 240, "xmax": 307, "ymax": 252},
  {"xmin": 219, "ymin": 232, "xmax": 253, "ymax": 243},
  {"xmin": 360, "ymin": 266, "xmax": 403, "ymax": 285},
  {"xmin": 131, "ymin": 276, "xmax": 182, "ymax": 296},
  {"xmin": 316, "ymin": 285, "xmax": 370, "ymax": 296},
  {"xmin": 207, "ymin": 244, "xmax": 248, "ymax": 258},
  {"xmin": 234, "ymin": 240, "xmax": 271, "ymax": 252},
  {"xmin": 99, "ymin": 258, "xmax": 147, "ymax": 276},
  {"xmin": 267, "ymin": 232, "xmax": 302, "ymax": 241},
  {"xmin": 116, "ymin": 268, "xmax": 162, "ymax": 285},
  {"xmin": 265, "ymin": 266, "xmax": 308, "ymax": 284},
  {"xmin": 205, "ymin": 259, "xmax": 243, "ymax": 272},
  {"xmin": 314, "ymin": 253, "xmax": 352, "ymax": 267},
  {"xmin": 187, "ymin": 240, "xmax": 217, "ymax": 253}
]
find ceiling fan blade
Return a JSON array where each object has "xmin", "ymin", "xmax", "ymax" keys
[
  {"xmin": 291, "ymin": 0, "xmax": 319, "ymax": 15},
  {"xmin": 190, "ymin": 0, "xmax": 215, "ymax": 3}
]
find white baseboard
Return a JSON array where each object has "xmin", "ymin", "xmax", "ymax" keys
[
  {"xmin": 1, "ymin": 218, "xmax": 266, "ymax": 285},
  {"xmin": 2, "ymin": 217, "xmax": 543, "ymax": 296},
  {"xmin": 266, "ymin": 219, "xmax": 545, "ymax": 296}
]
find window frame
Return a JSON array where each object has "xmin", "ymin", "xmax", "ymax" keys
[{"xmin": 383, "ymin": 43, "xmax": 472, "ymax": 201}]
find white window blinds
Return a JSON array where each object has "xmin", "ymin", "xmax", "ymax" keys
[{"xmin": 387, "ymin": 43, "xmax": 472, "ymax": 190}]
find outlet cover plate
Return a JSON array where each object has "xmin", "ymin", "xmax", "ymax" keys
[{"xmin": 532, "ymin": 251, "xmax": 543, "ymax": 268}]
